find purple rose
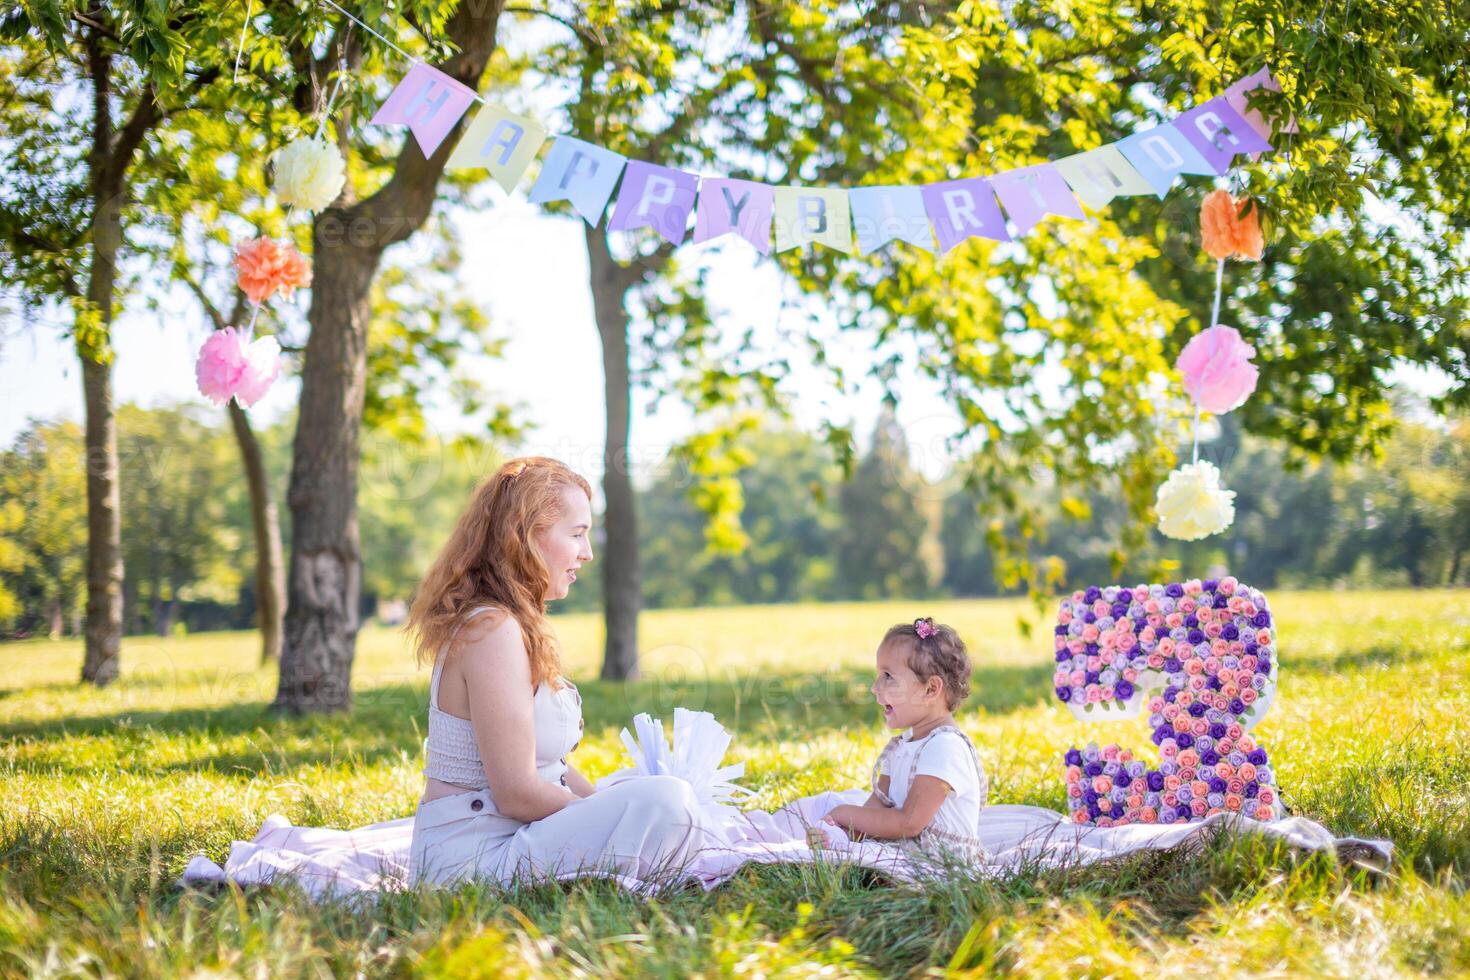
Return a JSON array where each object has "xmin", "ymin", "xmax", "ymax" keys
[
  {"xmin": 1111, "ymin": 602, "xmax": 1129, "ymax": 618},
  {"xmin": 1054, "ymin": 624, "xmax": 1068, "ymax": 636},
  {"xmin": 1151, "ymin": 727, "xmax": 1168, "ymax": 745},
  {"xmin": 1087, "ymin": 803, "xmax": 1102, "ymax": 818},
  {"xmin": 1202, "ymin": 749, "xmax": 1220, "ymax": 766},
  {"xmin": 1187, "ymin": 629, "xmax": 1206, "ymax": 645},
  {"xmin": 1203, "ymin": 579, "xmax": 1219, "ymax": 591},
  {"xmin": 1245, "ymin": 781, "xmax": 1259, "ymax": 798},
  {"xmin": 1188, "ymin": 701, "xmax": 1207, "ymax": 718},
  {"xmin": 1252, "ymin": 611, "xmax": 1271, "ymax": 628},
  {"xmin": 1165, "ymin": 583, "xmax": 1185, "ymax": 598},
  {"xmin": 1083, "ymin": 611, "xmax": 1097, "ymax": 624},
  {"xmin": 1176, "ymin": 732, "xmax": 1195, "ymax": 749},
  {"xmin": 1056, "ymin": 686, "xmax": 1072, "ymax": 701},
  {"xmin": 1086, "ymin": 671, "xmax": 1101, "ymax": 685},
  {"xmin": 1209, "ymin": 777, "xmax": 1228, "ymax": 793},
  {"xmin": 1221, "ymin": 624, "xmax": 1239, "ymax": 640},
  {"xmin": 1165, "ymin": 658, "xmax": 1183, "ymax": 673},
  {"xmin": 1115, "ymin": 680, "xmax": 1135, "ymax": 700},
  {"xmin": 1147, "ymin": 771, "xmax": 1166, "ymax": 791},
  {"xmin": 1084, "ymin": 586, "xmax": 1102, "ymax": 603},
  {"xmin": 1230, "ymin": 697, "xmax": 1246, "ymax": 715},
  {"xmin": 1064, "ymin": 748, "xmax": 1083, "ymax": 767},
  {"xmin": 1084, "ymin": 761, "xmax": 1104, "ymax": 777},
  {"xmin": 1115, "ymin": 771, "xmax": 1132, "ymax": 788},
  {"xmin": 1248, "ymin": 749, "xmax": 1268, "ymax": 766},
  {"xmin": 1210, "ymin": 723, "xmax": 1228, "ymax": 739},
  {"xmin": 1213, "ymin": 594, "xmax": 1228, "ymax": 609}
]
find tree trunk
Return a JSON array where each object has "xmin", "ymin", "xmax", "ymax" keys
[
  {"xmin": 272, "ymin": 0, "xmax": 506, "ymax": 714},
  {"xmin": 228, "ymin": 401, "xmax": 286, "ymax": 663},
  {"xmin": 48, "ymin": 600, "xmax": 63, "ymax": 640},
  {"xmin": 585, "ymin": 226, "xmax": 641, "ymax": 681},
  {"xmin": 78, "ymin": 35, "xmax": 126, "ymax": 686}
]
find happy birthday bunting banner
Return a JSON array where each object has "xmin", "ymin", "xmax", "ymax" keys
[
  {"xmin": 920, "ymin": 178, "xmax": 1011, "ymax": 253},
  {"xmin": 1054, "ymin": 145, "xmax": 1154, "ymax": 211},
  {"xmin": 528, "ymin": 136, "xmax": 627, "ymax": 225},
  {"xmin": 1175, "ymin": 96, "xmax": 1274, "ymax": 175},
  {"xmin": 990, "ymin": 163, "xmax": 1086, "ymax": 235},
  {"xmin": 849, "ymin": 186, "xmax": 934, "ymax": 254},
  {"xmin": 608, "ymin": 161, "xmax": 699, "ymax": 245},
  {"xmin": 1115, "ymin": 124, "xmax": 1218, "ymax": 197},
  {"xmin": 774, "ymin": 186, "xmax": 854, "ymax": 255},
  {"xmin": 370, "ymin": 62, "xmax": 477, "ymax": 158},
  {"xmin": 694, "ymin": 178, "xmax": 775, "ymax": 253},
  {"xmin": 447, "ymin": 103, "xmax": 547, "ymax": 192}
]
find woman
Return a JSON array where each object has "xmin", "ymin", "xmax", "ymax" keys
[{"xmin": 403, "ymin": 456, "xmax": 705, "ymax": 888}]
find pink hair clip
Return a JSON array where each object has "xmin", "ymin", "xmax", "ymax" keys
[{"xmin": 914, "ymin": 619, "xmax": 936, "ymax": 639}]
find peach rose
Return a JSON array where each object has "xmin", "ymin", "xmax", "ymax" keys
[
  {"xmin": 1237, "ymin": 763, "xmax": 1257, "ymax": 782},
  {"xmin": 1178, "ymin": 749, "xmax": 1200, "ymax": 769},
  {"xmin": 1255, "ymin": 803, "xmax": 1274, "ymax": 820},
  {"xmin": 1140, "ymin": 806, "xmax": 1158, "ymax": 822},
  {"xmin": 1073, "ymin": 810, "xmax": 1091, "ymax": 823},
  {"xmin": 1093, "ymin": 776, "xmax": 1113, "ymax": 794}
]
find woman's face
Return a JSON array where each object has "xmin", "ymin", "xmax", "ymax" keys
[{"xmin": 534, "ymin": 484, "xmax": 594, "ymax": 602}]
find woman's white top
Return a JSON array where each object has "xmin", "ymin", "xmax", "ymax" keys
[
  {"xmin": 872, "ymin": 725, "xmax": 989, "ymax": 858},
  {"xmin": 422, "ymin": 605, "xmax": 584, "ymax": 791}
]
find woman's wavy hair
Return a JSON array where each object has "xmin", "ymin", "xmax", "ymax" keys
[{"xmin": 404, "ymin": 456, "xmax": 592, "ymax": 688}]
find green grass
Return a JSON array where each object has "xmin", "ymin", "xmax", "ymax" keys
[{"xmin": 2, "ymin": 590, "xmax": 1468, "ymax": 977}]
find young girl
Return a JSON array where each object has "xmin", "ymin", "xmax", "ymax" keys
[{"xmin": 821, "ymin": 617, "xmax": 989, "ymax": 860}]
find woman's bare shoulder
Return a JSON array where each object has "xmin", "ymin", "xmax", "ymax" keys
[{"xmin": 452, "ymin": 608, "xmax": 529, "ymax": 678}]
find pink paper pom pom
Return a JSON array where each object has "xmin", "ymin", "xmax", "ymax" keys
[
  {"xmin": 196, "ymin": 327, "xmax": 249, "ymax": 405},
  {"xmin": 1176, "ymin": 323, "xmax": 1259, "ymax": 414},
  {"xmin": 195, "ymin": 327, "xmax": 282, "ymax": 408}
]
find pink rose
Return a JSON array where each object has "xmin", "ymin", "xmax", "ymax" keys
[
  {"xmin": 1161, "ymin": 743, "xmax": 1179, "ymax": 759},
  {"xmin": 1141, "ymin": 806, "xmax": 1158, "ymax": 822},
  {"xmin": 1179, "ymin": 598, "xmax": 1197, "ymax": 615},
  {"xmin": 1165, "ymin": 613, "xmax": 1184, "ymax": 629},
  {"xmin": 1227, "ymin": 724, "xmax": 1244, "ymax": 741},
  {"xmin": 1093, "ymin": 600, "xmax": 1110, "ymax": 617},
  {"xmin": 1258, "ymin": 788, "xmax": 1275, "ymax": 805},
  {"xmin": 1086, "ymin": 687, "xmax": 1103, "ymax": 703},
  {"xmin": 1069, "ymin": 639, "xmax": 1086, "ymax": 655},
  {"xmin": 1147, "ymin": 653, "xmax": 1165, "ymax": 669},
  {"xmin": 1099, "ymin": 687, "xmax": 1115, "ymax": 701},
  {"xmin": 1144, "ymin": 599, "xmax": 1161, "ymax": 615},
  {"xmin": 1191, "ymin": 779, "xmax": 1210, "ymax": 798},
  {"xmin": 1191, "ymin": 799, "xmax": 1208, "ymax": 816},
  {"xmin": 1071, "ymin": 590, "xmax": 1085, "ymax": 602},
  {"xmin": 1147, "ymin": 613, "xmax": 1165, "ymax": 629},
  {"xmin": 1178, "ymin": 766, "xmax": 1196, "ymax": 782},
  {"xmin": 1229, "ymin": 641, "xmax": 1246, "ymax": 656},
  {"xmin": 1162, "ymin": 704, "xmax": 1179, "ymax": 721},
  {"xmin": 1158, "ymin": 637, "xmax": 1176, "ymax": 656},
  {"xmin": 1081, "ymin": 625, "xmax": 1100, "ymax": 643},
  {"xmin": 1087, "ymin": 656, "xmax": 1103, "ymax": 671},
  {"xmin": 1118, "ymin": 633, "xmax": 1137, "ymax": 652},
  {"xmin": 1256, "ymin": 629, "xmax": 1272, "ymax": 645},
  {"xmin": 1177, "ymin": 691, "xmax": 1194, "ymax": 707},
  {"xmin": 1148, "ymin": 696, "xmax": 1166, "ymax": 713},
  {"xmin": 1097, "ymin": 816, "xmax": 1114, "ymax": 827},
  {"xmin": 1058, "ymin": 609, "xmax": 1072, "ymax": 625},
  {"xmin": 1070, "ymin": 670, "xmax": 1086, "ymax": 686},
  {"xmin": 1238, "ymin": 736, "xmax": 1256, "ymax": 752},
  {"xmin": 1220, "ymin": 576, "xmax": 1237, "ymax": 595},
  {"xmin": 1120, "ymin": 749, "xmax": 1134, "ymax": 762},
  {"xmin": 1241, "ymin": 688, "xmax": 1258, "ymax": 704},
  {"xmin": 1223, "ymin": 683, "xmax": 1240, "ymax": 699},
  {"xmin": 1240, "ymin": 656, "xmax": 1258, "ymax": 671},
  {"xmin": 1102, "ymin": 745, "xmax": 1120, "ymax": 762},
  {"xmin": 1184, "ymin": 579, "xmax": 1203, "ymax": 595},
  {"xmin": 1066, "ymin": 766, "xmax": 1082, "ymax": 783},
  {"xmin": 1205, "ymin": 622, "xmax": 1223, "ymax": 640},
  {"xmin": 1097, "ymin": 798, "xmax": 1112, "ymax": 813},
  {"xmin": 1068, "ymin": 784, "xmax": 1083, "ymax": 798},
  {"xmin": 1162, "ymin": 791, "xmax": 1179, "ymax": 807},
  {"xmin": 1227, "ymin": 778, "xmax": 1245, "ymax": 795},
  {"xmin": 1191, "ymin": 719, "xmax": 1209, "ymax": 736},
  {"xmin": 1123, "ymin": 667, "xmax": 1139, "ymax": 682},
  {"xmin": 1217, "ymin": 738, "xmax": 1235, "ymax": 755},
  {"xmin": 1189, "ymin": 677, "xmax": 1208, "ymax": 693}
]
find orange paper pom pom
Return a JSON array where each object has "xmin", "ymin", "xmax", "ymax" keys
[
  {"xmin": 1199, "ymin": 190, "xmax": 1264, "ymax": 261},
  {"xmin": 235, "ymin": 237, "xmax": 313, "ymax": 305}
]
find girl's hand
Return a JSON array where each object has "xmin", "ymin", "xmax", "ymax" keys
[{"xmin": 823, "ymin": 805, "xmax": 859, "ymax": 829}]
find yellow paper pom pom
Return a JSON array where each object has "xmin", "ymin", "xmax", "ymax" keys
[
  {"xmin": 1156, "ymin": 461, "xmax": 1236, "ymax": 540},
  {"xmin": 273, "ymin": 135, "xmax": 346, "ymax": 212}
]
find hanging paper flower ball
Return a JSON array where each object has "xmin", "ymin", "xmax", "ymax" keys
[
  {"xmin": 1200, "ymin": 190, "xmax": 1264, "ymax": 261},
  {"xmin": 195, "ymin": 327, "xmax": 283, "ymax": 409},
  {"xmin": 235, "ymin": 237, "xmax": 312, "ymax": 305},
  {"xmin": 1177, "ymin": 323, "xmax": 1260, "ymax": 415},
  {"xmin": 1156, "ymin": 461, "xmax": 1236, "ymax": 540},
  {"xmin": 273, "ymin": 135, "xmax": 346, "ymax": 211}
]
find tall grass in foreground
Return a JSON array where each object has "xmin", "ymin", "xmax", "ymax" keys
[{"xmin": 2, "ymin": 590, "xmax": 1467, "ymax": 976}]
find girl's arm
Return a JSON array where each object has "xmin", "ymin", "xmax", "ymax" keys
[
  {"xmin": 458, "ymin": 615, "xmax": 580, "ymax": 822},
  {"xmin": 859, "ymin": 774, "xmax": 894, "ymax": 808},
  {"xmin": 824, "ymin": 775, "xmax": 951, "ymax": 839},
  {"xmin": 563, "ymin": 765, "xmax": 596, "ymax": 798}
]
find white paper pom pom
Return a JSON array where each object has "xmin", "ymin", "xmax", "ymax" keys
[
  {"xmin": 273, "ymin": 135, "xmax": 346, "ymax": 211},
  {"xmin": 1155, "ymin": 461, "xmax": 1236, "ymax": 540},
  {"xmin": 598, "ymin": 708, "xmax": 749, "ymax": 806}
]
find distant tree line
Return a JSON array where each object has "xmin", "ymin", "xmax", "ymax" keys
[{"xmin": 2, "ymin": 400, "xmax": 1463, "ymax": 640}]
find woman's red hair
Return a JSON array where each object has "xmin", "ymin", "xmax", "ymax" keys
[{"xmin": 404, "ymin": 456, "xmax": 592, "ymax": 688}]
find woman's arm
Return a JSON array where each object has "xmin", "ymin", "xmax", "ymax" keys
[
  {"xmin": 824, "ymin": 775, "xmax": 951, "ymax": 839},
  {"xmin": 457, "ymin": 614, "xmax": 579, "ymax": 822},
  {"xmin": 563, "ymin": 765, "xmax": 596, "ymax": 798}
]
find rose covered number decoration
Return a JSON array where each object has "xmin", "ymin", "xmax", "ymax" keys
[{"xmin": 1053, "ymin": 577, "xmax": 1283, "ymax": 826}]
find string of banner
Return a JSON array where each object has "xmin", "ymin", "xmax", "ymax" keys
[{"xmin": 200, "ymin": 0, "xmax": 1294, "ymax": 542}]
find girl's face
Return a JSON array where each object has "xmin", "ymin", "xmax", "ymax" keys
[
  {"xmin": 871, "ymin": 640, "xmax": 944, "ymax": 730},
  {"xmin": 534, "ymin": 485, "xmax": 594, "ymax": 602}
]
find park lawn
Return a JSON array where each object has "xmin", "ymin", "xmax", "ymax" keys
[{"xmin": 1, "ymin": 589, "xmax": 1468, "ymax": 977}]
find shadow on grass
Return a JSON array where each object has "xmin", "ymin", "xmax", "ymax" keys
[{"xmin": 0, "ymin": 661, "xmax": 1057, "ymax": 779}]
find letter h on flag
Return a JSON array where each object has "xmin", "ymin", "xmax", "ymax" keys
[{"xmin": 371, "ymin": 63, "xmax": 478, "ymax": 157}]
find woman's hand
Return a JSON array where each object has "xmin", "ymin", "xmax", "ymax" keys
[
  {"xmin": 456, "ymin": 613, "xmax": 579, "ymax": 822},
  {"xmin": 563, "ymin": 765, "xmax": 596, "ymax": 798}
]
